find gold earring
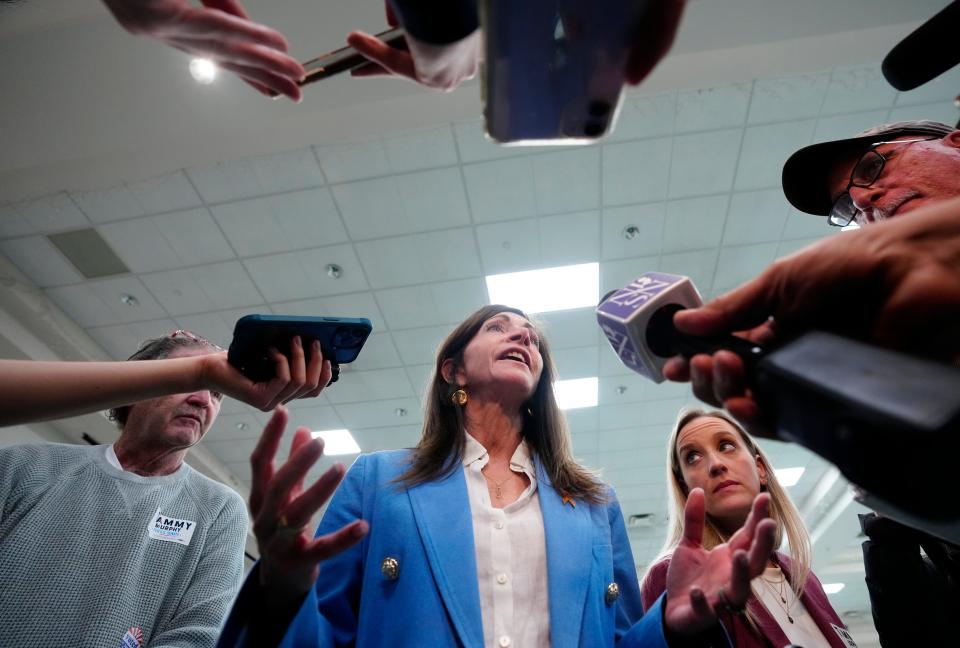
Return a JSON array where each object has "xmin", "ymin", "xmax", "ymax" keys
[{"xmin": 451, "ymin": 388, "xmax": 468, "ymax": 406}]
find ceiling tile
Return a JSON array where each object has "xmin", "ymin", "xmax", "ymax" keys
[
  {"xmin": 272, "ymin": 292, "xmax": 385, "ymax": 331},
  {"xmin": 453, "ymin": 119, "xmax": 527, "ymax": 164},
  {"xmin": 463, "ymin": 157, "xmax": 537, "ymax": 223},
  {"xmin": 346, "ymin": 332, "xmax": 403, "ymax": 371},
  {"xmin": 0, "ymin": 204, "xmax": 36, "ymax": 238},
  {"xmin": 602, "ymin": 203, "xmax": 664, "ymax": 260},
  {"xmin": 734, "ymin": 119, "xmax": 815, "ymax": 191},
  {"xmin": 383, "ymin": 125, "xmax": 459, "ymax": 173},
  {"xmin": 668, "ymin": 129, "xmax": 742, "ymax": 198},
  {"xmin": 375, "ymin": 278, "xmax": 487, "ymax": 330},
  {"xmin": 244, "ymin": 244, "xmax": 368, "ymax": 302},
  {"xmin": 314, "ymin": 139, "xmax": 391, "ymax": 184},
  {"xmin": 566, "ymin": 407, "xmax": 599, "ymax": 434},
  {"xmin": 723, "ymin": 189, "xmax": 792, "ymax": 245},
  {"xmin": 599, "ymin": 256, "xmax": 660, "ymax": 298},
  {"xmin": 662, "ymin": 194, "xmax": 728, "ymax": 253},
  {"xmin": 142, "ymin": 261, "xmax": 263, "ymax": 315},
  {"xmin": 552, "ymin": 345, "xmax": 599, "ymax": 380},
  {"xmin": 355, "ymin": 227, "xmax": 481, "ymax": 289},
  {"xmin": 325, "ymin": 367, "xmax": 414, "ymax": 404},
  {"xmin": 153, "ymin": 207, "xmax": 235, "ymax": 266},
  {"xmin": 98, "ymin": 217, "xmax": 180, "ymax": 273},
  {"xmin": 475, "ymin": 218, "xmax": 540, "ymax": 275},
  {"xmin": 781, "ymin": 207, "xmax": 833, "ymax": 240},
  {"xmin": 747, "ymin": 72, "xmax": 831, "ymax": 124},
  {"xmin": 330, "ymin": 176, "xmax": 401, "ymax": 239},
  {"xmin": 888, "ymin": 100, "xmax": 960, "ymax": 127},
  {"xmin": 658, "ymin": 249, "xmax": 718, "ymax": 293},
  {"xmin": 535, "ymin": 308, "xmax": 597, "ymax": 350},
  {"xmin": 71, "ymin": 184, "xmax": 146, "ymax": 223},
  {"xmin": 211, "ymin": 188, "xmax": 348, "ymax": 257},
  {"xmin": 352, "ymin": 424, "xmax": 424, "ymax": 453},
  {"xmin": 17, "ymin": 192, "xmax": 89, "ymax": 232},
  {"xmin": 0, "ymin": 235, "xmax": 83, "ymax": 287},
  {"xmin": 202, "ymin": 438, "xmax": 258, "ymax": 465},
  {"xmin": 598, "ymin": 374, "xmax": 690, "ymax": 403},
  {"xmin": 283, "ymin": 404, "xmax": 344, "ymax": 431},
  {"xmin": 712, "ymin": 242, "xmax": 779, "ymax": 293},
  {"xmin": 390, "ymin": 326, "xmax": 450, "ymax": 365},
  {"xmin": 532, "ymin": 148, "xmax": 600, "ymax": 215},
  {"xmin": 47, "ymin": 276, "xmax": 167, "ymax": 327},
  {"xmin": 175, "ymin": 307, "xmax": 264, "ymax": 349},
  {"xmin": 205, "ymin": 409, "xmax": 261, "ymax": 444},
  {"xmin": 86, "ymin": 318, "xmax": 179, "ymax": 359},
  {"xmin": 607, "ymin": 91, "xmax": 676, "ymax": 142},
  {"xmin": 821, "ymin": 64, "xmax": 896, "ymax": 116},
  {"xmin": 603, "ymin": 137, "xmax": 671, "ymax": 206},
  {"xmin": 186, "ymin": 147, "xmax": 323, "ymax": 203},
  {"xmin": 406, "ymin": 364, "xmax": 435, "ymax": 398},
  {"xmin": 539, "ymin": 210, "xmax": 599, "ymax": 267},
  {"xmin": 334, "ymin": 397, "xmax": 424, "ymax": 429},
  {"xmin": 675, "ymin": 83, "xmax": 750, "ymax": 132},
  {"xmin": 126, "ymin": 171, "xmax": 202, "ymax": 215},
  {"xmin": 813, "ymin": 109, "xmax": 889, "ymax": 142}
]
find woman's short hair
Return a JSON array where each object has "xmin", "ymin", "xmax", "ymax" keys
[
  {"xmin": 656, "ymin": 408, "xmax": 811, "ymax": 597},
  {"xmin": 107, "ymin": 336, "xmax": 214, "ymax": 428},
  {"xmin": 397, "ymin": 304, "xmax": 605, "ymax": 503}
]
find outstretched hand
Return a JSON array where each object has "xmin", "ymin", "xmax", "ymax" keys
[
  {"xmin": 249, "ymin": 408, "xmax": 368, "ymax": 607},
  {"xmin": 101, "ymin": 0, "xmax": 305, "ymax": 100},
  {"xmin": 664, "ymin": 489, "xmax": 776, "ymax": 637}
]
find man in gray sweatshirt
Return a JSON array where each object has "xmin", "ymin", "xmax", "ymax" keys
[{"xmin": 0, "ymin": 333, "xmax": 248, "ymax": 648}]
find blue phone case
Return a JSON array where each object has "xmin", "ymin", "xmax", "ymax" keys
[{"xmin": 228, "ymin": 314, "xmax": 373, "ymax": 383}]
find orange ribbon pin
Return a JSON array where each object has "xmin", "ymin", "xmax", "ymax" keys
[{"xmin": 561, "ymin": 491, "xmax": 576, "ymax": 508}]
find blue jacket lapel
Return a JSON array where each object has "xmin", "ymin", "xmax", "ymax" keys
[
  {"xmin": 407, "ymin": 464, "xmax": 484, "ymax": 648},
  {"xmin": 537, "ymin": 457, "xmax": 594, "ymax": 648}
]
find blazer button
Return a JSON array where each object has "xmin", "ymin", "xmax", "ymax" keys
[
  {"xmin": 605, "ymin": 582, "xmax": 620, "ymax": 605},
  {"xmin": 381, "ymin": 557, "xmax": 400, "ymax": 581}
]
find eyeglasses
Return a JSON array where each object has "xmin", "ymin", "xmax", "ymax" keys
[
  {"xmin": 828, "ymin": 137, "xmax": 936, "ymax": 227},
  {"xmin": 169, "ymin": 329, "xmax": 224, "ymax": 352}
]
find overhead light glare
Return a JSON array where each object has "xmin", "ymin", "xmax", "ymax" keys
[
  {"xmin": 485, "ymin": 262, "xmax": 599, "ymax": 314},
  {"xmin": 822, "ymin": 583, "xmax": 845, "ymax": 595},
  {"xmin": 189, "ymin": 58, "xmax": 217, "ymax": 84},
  {"xmin": 554, "ymin": 377, "xmax": 598, "ymax": 410},
  {"xmin": 310, "ymin": 429, "xmax": 361, "ymax": 455},
  {"xmin": 775, "ymin": 466, "xmax": 805, "ymax": 487}
]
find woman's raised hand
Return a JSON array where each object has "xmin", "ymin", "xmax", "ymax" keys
[{"xmin": 663, "ymin": 489, "xmax": 776, "ymax": 636}]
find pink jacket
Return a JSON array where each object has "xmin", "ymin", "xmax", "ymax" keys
[{"xmin": 640, "ymin": 552, "xmax": 853, "ymax": 648}]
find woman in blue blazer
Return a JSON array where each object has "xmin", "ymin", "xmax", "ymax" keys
[{"xmin": 218, "ymin": 305, "xmax": 775, "ymax": 647}]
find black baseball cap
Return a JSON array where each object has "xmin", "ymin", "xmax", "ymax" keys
[{"xmin": 781, "ymin": 120, "xmax": 956, "ymax": 216}]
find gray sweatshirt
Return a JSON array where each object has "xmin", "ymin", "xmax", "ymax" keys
[{"xmin": 0, "ymin": 443, "xmax": 248, "ymax": 647}]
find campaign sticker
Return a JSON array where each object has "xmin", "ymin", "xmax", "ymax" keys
[
  {"xmin": 148, "ymin": 508, "xmax": 196, "ymax": 546},
  {"xmin": 830, "ymin": 623, "xmax": 858, "ymax": 648},
  {"xmin": 120, "ymin": 626, "xmax": 143, "ymax": 648}
]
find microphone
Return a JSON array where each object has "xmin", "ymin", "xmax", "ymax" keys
[
  {"xmin": 598, "ymin": 272, "xmax": 960, "ymax": 534},
  {"xmin": 882, "ymin": 0, "xmax": 960, "ymax": 91}
]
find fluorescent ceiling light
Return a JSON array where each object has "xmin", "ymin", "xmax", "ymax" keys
[
  {"xmin": 822, "ymin": 583, "xmax": 845, "ymax": 595},
  {"xmin": 310, "ymin": 429, "xmax": 361, "ymax": 455},
  {"xmin": 554, "ymin": 377, "xmax": 598, "ymax": 410},
  {"xmin": 189, "ymin": 58, "xmax": 217, "ymax": 84},
  {"xmin": 775, "ymin": 467, "xmax": 805, "ymax": 487},
  {"xmin": 485, "ymin": 262, "xmax": 599, "ymax": 314},
  {"xmin": 841, "ymin": 222, "xmax": 860, "ymax": 232}
]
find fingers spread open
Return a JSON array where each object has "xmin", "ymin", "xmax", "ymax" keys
[
  {"xmin": 249, "ymin": 407, "xmax": 288, "ymax": 515},
  {"xmin": 282, "ymin": 463, "xmax": 347, "ymax": 529},
  {"xmin": 729, "ymin": 492, "xmax": 769, "ymax": 553},
  {"xmin": 689, "ymin": 355, "xmax": 722, "ymax": 407},
  {"xmin": 690, "ymin": 586, "xmax": 714, "ymax": 622},
  {"xmin": 726, "ymin": 550, "xmax": 752, "ymax": 604},
  {"xmin": 747, "ymin": 519, "xmax": 778, "ymax": 576},
  {"xmin": 259, "ymin": 436, "xmax": 324, "ymax": 523},
  {"xmin": 305, "ymin": 519, "xmax": 369, "ymax": 563},
  {"xmin": 682, "ymin": 488, "xmax": 706, "ymax": 548},
  {"xmin": 663, "ymin": 356, "xmax": 691, "ymax": 382}
]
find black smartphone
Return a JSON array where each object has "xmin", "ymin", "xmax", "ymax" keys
[
  {"xmin": 228, "ymin": 315, "xmax": 373, "ymax": 383},
  {"xmin": 268, "ymin": 27, "xmax": 406, "ymax": 97}
]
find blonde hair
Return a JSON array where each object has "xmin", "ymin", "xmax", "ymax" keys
[{"xmin": 654, "ymin": 408, "xmax": 810, "ymax": 599}]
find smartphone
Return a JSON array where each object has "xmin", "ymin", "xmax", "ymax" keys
[
  {"xmin": 480, "ymin": 0, "xmax": 651, "ymax": 144},
  {"xmin": 269, "ymin": 27, "xmax": 406, "ymax": 96},
  {"xmin": 228, "ymin": 315, "xmax": 373, "ymax": 383}
]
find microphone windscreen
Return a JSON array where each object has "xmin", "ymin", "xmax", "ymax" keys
[{"xmin": 882, "ymin": 1, "xmax": 960, "ymax": 91}]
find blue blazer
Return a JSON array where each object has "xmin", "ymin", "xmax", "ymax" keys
[{"xmin": 219, "ymin": 450, "xmax": 669, "ymax": 647}]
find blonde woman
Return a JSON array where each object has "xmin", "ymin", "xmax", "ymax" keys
[{"xmin": 641, "ymin": 409, "xmax": 853, "ymax": 648}]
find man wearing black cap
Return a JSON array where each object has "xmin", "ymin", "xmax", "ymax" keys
[{"xmin": 781, "ymin": 120, "xmax": 960, "ymax": 227}]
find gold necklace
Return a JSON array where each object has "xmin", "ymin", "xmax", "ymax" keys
[
  {"xmin": 482, "ymin": 470, "xmax": 513, "ymax": 500},
  {"xmin": 760, "ymin": 569, "xmax": 793, "ymax": 624}
]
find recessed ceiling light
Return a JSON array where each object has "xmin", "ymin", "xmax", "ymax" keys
[
  {"xmin": 326, "ymin": 263, "xmax": 343, "ymax": 279},
  {"xmin": 310, "ymin": 429, "xmax": 361, "ymax": 455},
  {"xmin": 554, "ymin": 377, "xmax": 598, "ymax": 410},
  {"xmin": 775, "ymin": 466, "xmax": 805, "ymax": 487},
  {"xmin": 394, "ymin": 408, "xmax": 407, "ymax": 417},
  {"xmin": 189, "ymin": 58, "xmax": 217, "ymax": 84},
  {"xmin": 235, "ymin": 422, "xmax": 248, "ymax": 431},
  {"xmin": 822, "ymin": 583, "xmax": 845, "ymax": 595},
  {"xmin": 485, "ymin": 262, "xmax": 599, "ymax": 314},
  {"xmin": 622, "ymin": 225, "xmax": 640, "ymax": 240}
]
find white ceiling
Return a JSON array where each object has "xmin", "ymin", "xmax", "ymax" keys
[{"xmin": 2, "ymin": 1, "xmax": 959, "ymax": 642}]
